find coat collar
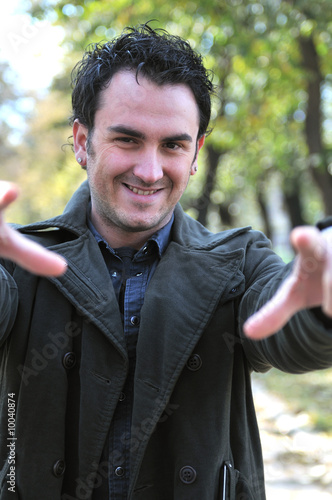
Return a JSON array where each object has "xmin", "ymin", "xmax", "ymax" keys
[{"xmin": 18, "ymin": 181, "xmax": 128, "ymax": 358}]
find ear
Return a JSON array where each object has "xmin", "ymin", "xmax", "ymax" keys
[
  {"xmin": 191, "ymin": 135, "xmax": 205, "ymax": 175},
  {"xmin": 73, "ymin": 119, "xmax": 89, "ymax": 165}
]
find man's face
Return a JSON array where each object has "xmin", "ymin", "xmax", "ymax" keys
[{"xmin": 73, "ymin": 70, "xmax": 204, "ymax": 247}]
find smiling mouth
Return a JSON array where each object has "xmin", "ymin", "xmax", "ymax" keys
[{"xmin": 126, "ymin": 184, "xmax": 160, "ymax": 196}]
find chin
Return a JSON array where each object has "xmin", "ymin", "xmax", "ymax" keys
[
  {"xmin": 121, "ymin": 215, "xmax": 165, "ymax": 233},
  {"xmin": 124, "ymin": 222, "xmax": 157, "ymax": 233}
]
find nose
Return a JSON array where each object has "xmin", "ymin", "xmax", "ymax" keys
[{"xmin": 132, "ymin": 148, "xmax": 164, "ymax": 185}]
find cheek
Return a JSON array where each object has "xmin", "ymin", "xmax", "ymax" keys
[
  {"xmin": 169, "ymin": 165, "xmax": 192, "ymax": 188},
  {"xmin": 88, "ymin": 143, "xmax": 113, "ymax": 163},
  {"xmin": 88, "ymin": 147, "xmax": 132, "ymax": 178}
]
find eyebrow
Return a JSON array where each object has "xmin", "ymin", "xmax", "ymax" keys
[{"xmin": 107, "ymin": 125, "xmax": 193, "ymax": 143}]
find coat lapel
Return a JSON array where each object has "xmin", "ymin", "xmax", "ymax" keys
[{"xmin": 50, "ymin": 233, "xmax": 126, "ymax": 356}]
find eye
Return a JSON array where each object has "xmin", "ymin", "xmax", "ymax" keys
[
  {"xmin": 114, "ymin": 137, "xmax": 138, "ymax": 147},
  {"xmin": 117, "ymin": 137, "xmax": 136, "ymax": 143},
  {"xmin": 164, "ymin": 142, "xmax": 181, "ymax": 150}
]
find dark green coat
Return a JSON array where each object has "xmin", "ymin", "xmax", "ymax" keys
[{"xmin": 0, "ymin": 182, "xmax": 331, "ymax": 500}]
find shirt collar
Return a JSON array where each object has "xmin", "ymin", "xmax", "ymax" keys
[
  {"xmin": 146, "ymin": 213, "xmax": 174, "ymax": 258},
  {"xmin": 87, "ymin": 210, "xmax": 174, "ymax": 259}
]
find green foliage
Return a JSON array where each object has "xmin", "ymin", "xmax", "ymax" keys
[
  {"xmin": 0, "ymin": 62, "xmax": 25, "ymax": 161},
  {"xmin": 4, "ymin": 0, "xmax": 332, "ymax": 230},
  {"xmin": 1, "ymin": 90, "xmax": 86, "ymax": 224}
]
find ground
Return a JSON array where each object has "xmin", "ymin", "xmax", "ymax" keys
[{"xmin": 253, "ymin": 376, "xmax": 332, "ymax": 499}]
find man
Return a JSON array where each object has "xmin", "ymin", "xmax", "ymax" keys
[{"xmin": 0, "ymin": 24, "xmax": 331, "ymax": 500}]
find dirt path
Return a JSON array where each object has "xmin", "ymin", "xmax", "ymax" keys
[{"xmin": 253, "ymin": 378, "xmax": 332, "ymax": 499}]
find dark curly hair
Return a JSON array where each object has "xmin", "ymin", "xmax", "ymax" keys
[{"xmin": 70, "ymin": 23, "xmax": 215, "ymax": 139}]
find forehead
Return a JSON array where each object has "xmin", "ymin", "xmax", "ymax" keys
[{"xmin": 96, "ymin": 70, "xmax": 200, "ymax": 132}]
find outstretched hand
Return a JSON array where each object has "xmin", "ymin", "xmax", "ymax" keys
[
  {"xmin": 0, "ymin": 182, "xmax": 67, "ymax": 276},
  {"xmin": 243, "ymin": 225, "xmax": 332, "ymax": 339}
]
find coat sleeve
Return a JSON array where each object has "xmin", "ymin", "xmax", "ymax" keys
[
  {"xmin": 237, "ymin": 230, "xmax": 332, "ymax": 374},
  {"xmin": 0, "ymin": 264, "xmax": 18, "ymax": 347}
]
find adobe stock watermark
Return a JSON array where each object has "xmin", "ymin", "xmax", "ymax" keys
[
  {"xmin": 6, "ymin": 393, "xmax": 17, "ymax": 493},
  {"xmin": 7, "ymin": 18, "xmax": 48, "ymax": 54},
  {"xmin": 17, "ymin": 321, "xmax": 81, "ymax": 386},
  {"xmin": 60, "ymin": 399, "xmax": 180, "ymax": 500}
]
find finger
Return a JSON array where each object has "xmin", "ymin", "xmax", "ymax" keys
[
  {"xmin": 243, "ymin": 276, "xmax": 299, "ymax": 340},
  {"xmin": 0, "ymin": 182, "xmax": 67, "ymax": 276},
  {"xmin": 1, "ymin": 226, "xmax": 67, "ymax": 277},
  {"xmin": 0, "ymin": 182, "xmax": 20, "ymax": 211},
  {"xmin": 321, "ymin": 228, "xmax": 332, "ymax": 316},
  {"xmin": 290, "ymin": 226, "xmax": 326, "ymax": 273},
  {"xmin": 292, "ymin": 226, "xmax": 332, "ymax": 316},
  {"xmin": 322, "ymin": 272, "xmax": 332, "ymax": 317}
]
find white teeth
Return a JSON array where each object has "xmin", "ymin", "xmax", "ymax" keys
[{"xmin": 128, "ymin": 186, "xmax": 158, "ymax": 196}]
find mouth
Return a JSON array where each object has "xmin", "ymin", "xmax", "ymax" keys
[{"xmin": 125, "ymin": 184, "xmax": 160, "ymax": 196}]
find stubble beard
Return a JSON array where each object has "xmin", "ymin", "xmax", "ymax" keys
[{"xmin": 90, "ymin": 182, "xmax": 173, "ymax": 235}]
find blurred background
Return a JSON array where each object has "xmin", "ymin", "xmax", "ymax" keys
[
  {"xmin": 2, "ymin": 0, "xmax": 332, "ymax": 256},
  {"xmin": 1, "ymin": 0, "xmax": 332, "ymax": 497}
]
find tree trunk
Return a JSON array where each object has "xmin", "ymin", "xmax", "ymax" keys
[
  {"xmin": 256, "ymin": 189, "xmax": 272, "ymax": 239},
  {"xmin": 283, "ymin": 178, "xmax": 306, "ymax": 228},
  {"xmin": 194, "ymin": 144, "xmax": 236, "ymax": 228},
  {"xmin": 195, "ymin": 144, "xmax": 221, "ymax": 226},
  {"xmin": 299, "ymin": 35, "xmax": 332, "ymax": 215},
  {"xmin": 218, "ymin": 203, "xmax": 233, "ymax": 228}
]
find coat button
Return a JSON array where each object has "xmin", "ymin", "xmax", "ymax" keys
[
  {"xmin": 53, "ymin": 459, "xmax": 66, "ymax": 478},
  {"xmin": 179, "ymin": 465, "xmax": 197, "ymax": 484},
  {"xmin": 119, "ymin": 392, "xmax": 126, "ymax": 402},
  {"xmin": 186, "ymin": 354, "xmax": 202, "ymax": 371},
  {"xmin": 62, "ymin": 352, "xmax": 76, "ymax": 370}
]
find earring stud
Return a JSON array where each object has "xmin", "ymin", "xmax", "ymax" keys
[{"xmin": 77, "ymin": 157, "xmax": 82, "ymax": 164}]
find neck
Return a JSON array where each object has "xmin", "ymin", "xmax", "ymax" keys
[
  {"xmin": 90, "ymin": 213, "xmax": 172, "ymax": 250},
  {"xmin": 100, "ymin": 227, "xmax": 156, "ymax": 250}
]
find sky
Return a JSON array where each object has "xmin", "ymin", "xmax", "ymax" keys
[{"xmin": 0, "ymin": 0, "xmax": 65, "ymax": 93}]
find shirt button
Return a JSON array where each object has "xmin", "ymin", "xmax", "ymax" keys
[
  {"xmin": 115, "ymin": 466, "xmax": 125, "ymax": 477},
  {"xmin": 142, "ymin": 245, "xmax": 149, "ymax": 255},
  {"xmin": 135, "ymin": 272, "xmax": 143, "ymax": 277},
  {"xmin": 111, "ymin": 271, "xmax": 117, "ymax": 277},
  {"xmin": 179, "ymin": 465, "xmax": 197, "ymax": 484},
  {"xmin": 52, "ymin": 459, "xmax": 66, "ymax": 478},
  {"xmin": 186, "ymin": 354, "xmax": 202, "ymax": 371},
  {"xmin": 119, "ymin": 392, "xmax": 126, "ymax": 402},
  {"xmin": 130, "ymin": 316, "xmax": 140, "ymax": 326}
]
